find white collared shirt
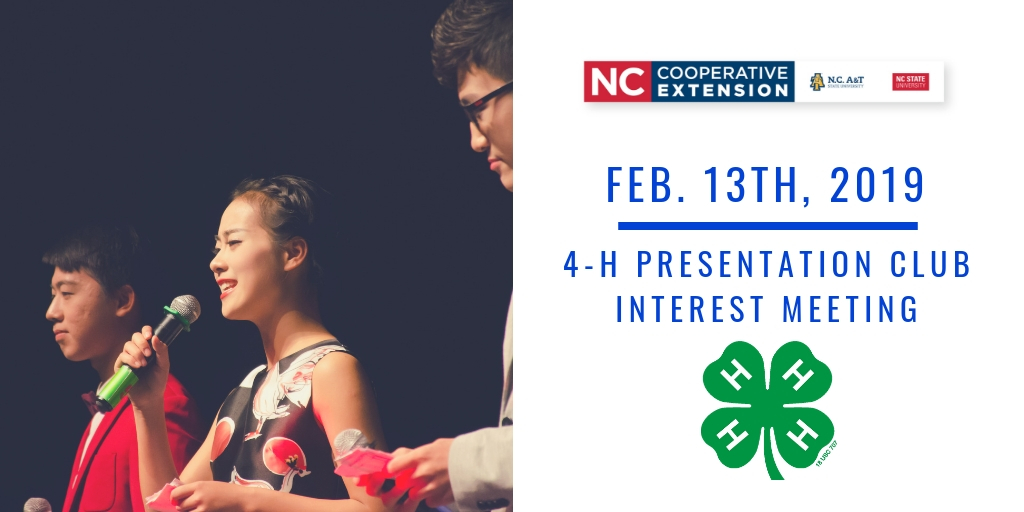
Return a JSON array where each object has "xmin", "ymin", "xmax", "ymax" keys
[{"xmin": 75, "ymin": 379, "xmax": 109, "ymax": 483}]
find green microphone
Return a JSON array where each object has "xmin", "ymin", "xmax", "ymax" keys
[{"xmin": 96, "ymin": 295, "xmax": 201, "ymax": 412}]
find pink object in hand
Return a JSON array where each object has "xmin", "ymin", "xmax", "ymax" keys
[
  {"xmin": 334, "ymin": 447, "xmax": 394, "ymax": 477},
  {"xmin": 143, "ymin": 478, "xmax": 182, "ymax": 512}
]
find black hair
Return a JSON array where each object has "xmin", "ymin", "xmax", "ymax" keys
[
  {"xmin": 431, "ymin": 0, "xmax": 512, "ymax": 88},
  {"xmin": 42, "ymin": 224, "xmax": 160, "ymax": 320},
  {"xmin": 230, "ymin": 175, "xmax": 336, "ymax": 288}
]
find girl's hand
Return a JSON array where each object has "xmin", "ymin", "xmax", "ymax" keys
[
  {"xmin": 114, "ymin": 325, "xmax": 169, "ymax": 411},
  {"xmin": 171, "ymin": 481, "xmax": 255, "ymax": 512}
]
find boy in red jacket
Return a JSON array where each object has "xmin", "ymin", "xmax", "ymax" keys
[{"xmin": 44, "ymin": 225, "xmax": 204, "ymax": 511}]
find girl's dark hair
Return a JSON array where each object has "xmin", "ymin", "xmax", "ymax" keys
[
  {"xmin": 431, "ymin": 0, "xmax": 512, "ymax": 88},
  {"xmin": 231, "ymin": 175, "xmax": 336, "ymax": 288}
]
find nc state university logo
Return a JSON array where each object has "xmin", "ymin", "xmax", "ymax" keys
[
  {"xmin": 584, "ymin": 61, "xmax": 652, "ymax": 102},
  {"xmin": 893, "ymin": 73, "xmax": 929, "ymax": 91}
]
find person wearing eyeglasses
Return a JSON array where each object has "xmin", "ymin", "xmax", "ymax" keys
[{"xmin": 355, "ymin": 1, "xmax": 513, "ymax": 511}]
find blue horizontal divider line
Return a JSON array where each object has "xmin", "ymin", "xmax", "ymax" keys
[{"xmin": 617, "ymin": 221, "xmax": 918, "ymax": 231}]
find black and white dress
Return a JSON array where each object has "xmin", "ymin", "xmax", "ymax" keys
[{"xmin": 210, "ymin": 340, "xmax": 350, "ymax": 498}]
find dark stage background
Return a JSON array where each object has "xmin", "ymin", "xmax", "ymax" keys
[{"xmin": 1, "ymin": 3, "xmax": 512, "ymax": 509}]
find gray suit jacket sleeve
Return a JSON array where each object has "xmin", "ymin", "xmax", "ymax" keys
[
  {"xmin": 446, "ymin": 296, "xmax": 514, "ymax": 512},
  {"xmin": 449, "ymin": 425, "xmax": 513, "ymax": 511}
]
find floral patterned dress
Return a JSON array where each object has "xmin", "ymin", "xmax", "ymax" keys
[{"xmin": 210, "ymin": 340, "xmax": 350, "ymax": 498}]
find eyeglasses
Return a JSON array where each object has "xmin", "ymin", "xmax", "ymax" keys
[{"xmin": 462, "ymin": 81, "xmax": 512, "ymax": 134}]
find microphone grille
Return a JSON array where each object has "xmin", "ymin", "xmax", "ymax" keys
[
  {"xmin": 333, "ymin": 428, "xmax": 371, "ymax": 457},
  {"xmin": 24, "ymin": 498, "xmax": 52, "ymax": 512},
  {"xmin": 170, "ymin": 295, "xmax": 201, "ymax": 324}
]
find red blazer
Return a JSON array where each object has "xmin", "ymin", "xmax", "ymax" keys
[{"xmin": 63, "ymin": 374, "xmax": 204, "ymax": 512}]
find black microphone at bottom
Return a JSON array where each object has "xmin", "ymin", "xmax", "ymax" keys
[{"xmin": 24, "ymin": 498, "xmax": 51, "ymax": 512}]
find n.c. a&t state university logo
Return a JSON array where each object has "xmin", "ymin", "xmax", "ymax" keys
[
  {"xmin": 701, "ymin": 341, "xmax": 834, "ymax": 480},
  {"xmin": 809, "ymin": 73, "xmax": 825, "ymax": 91}
]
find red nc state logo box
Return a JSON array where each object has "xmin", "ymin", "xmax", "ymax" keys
[{"xmin": 892, "ymin": 73, "xmax": 929, "ymax": 91}]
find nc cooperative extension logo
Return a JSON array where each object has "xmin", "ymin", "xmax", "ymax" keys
[{"xmin": 584, "ymin": 61, "xmax": 795, "ymax": 102}]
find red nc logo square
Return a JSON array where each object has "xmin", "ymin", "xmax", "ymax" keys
[{"xmin": 584, "ymin": 61, "xmax": 652, "ymax": 102}]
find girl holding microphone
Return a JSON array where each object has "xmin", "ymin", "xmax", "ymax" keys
[{"xmin": 117, "ymin": 176, "xmax": 394, "ymax": 511}]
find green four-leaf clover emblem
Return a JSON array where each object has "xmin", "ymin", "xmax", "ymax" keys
[{"xmin": 701, "ymin": 341, "xmax": 834, "ymax": 480}]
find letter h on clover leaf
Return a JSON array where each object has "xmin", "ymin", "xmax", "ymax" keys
[{"xmin": 701, "ymin": 342, "xmax": 834, "ymax": 480}]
